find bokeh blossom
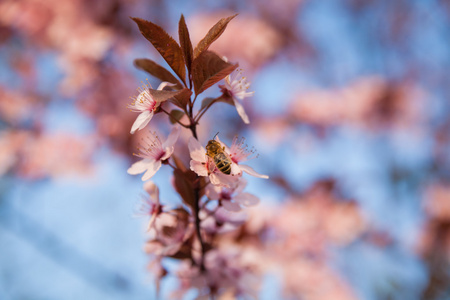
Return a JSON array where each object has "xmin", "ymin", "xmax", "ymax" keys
[
  {"xmin": 127, "ymin": 126, "xmax": 180, "ymax": 181},
  {"xmin": 144, "ymin": 208, "xmax": 194, "ymax": 257},
  {"xmin": 136, "ymin": 181, "xmax": 163, "ymax": 231}
]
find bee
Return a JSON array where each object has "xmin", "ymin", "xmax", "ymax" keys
[{"xmin": 205, "ymin": 133, "xmax": 233, "ymax": 175}]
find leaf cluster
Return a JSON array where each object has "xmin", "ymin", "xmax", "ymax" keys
[{"xmin": 131, "ymin": 14, "xmax": 238, "ymax": 113}]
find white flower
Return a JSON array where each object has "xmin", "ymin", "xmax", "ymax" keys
[
  {"xmin": 128, "ymin": 81, "xmax": 173, "ymax": 134},
  {"xmin": 220, "ymin": 68, "xmax": 254, "ymax": 124},
  {"xmin": 206, "ymin": 178, "xmax": 259, "ymax": 212},
  {"xmin": 127, "ymin": 126, "xmax": 180, "ymax": 181}
]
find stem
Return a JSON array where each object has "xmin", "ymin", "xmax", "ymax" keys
[
  {"xmin": 160, "ymin": 107, "xmax": 190, "ymax": 128},
  {"xmin": 194, "ymin": 97, "xmax": 220, "ymax": 123},
  {"xmin": 186, "ymin": 97, "xmax": 204, "ymax": 271}
]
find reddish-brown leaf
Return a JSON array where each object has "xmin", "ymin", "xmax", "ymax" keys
[
  {"xmin": 132, "ymin": 17, "xmax": 186, "ymax": 85},
  {"xmin": 173, "ymin": 168, "xmax": 197, "ymax": 209},
  {"xmin": 178, "ymin": 14, "xmax": 194, "ymax": 74},
  {"xmin": 168, "ymin": 241, "xmax": 193, "ymax": 260},
  {"xmin": 134, "ymin": 58, "xmax": 182, "ymax": 89},
  {"xmin": 193, "ymin": 14, "xmax": 237, "ymax": 59},
  {"xmin": 148, "ymin": 87, "xmax": 191, "ymax": 103},
  {"xmin": 172, "ymin": 154, "xmax": 188, "ymax": 172},
  {"xmin": 168, "ymin": 87, "xmax": 192, "ymax": 109},
  {"xmin": 192, "ymin": 51, "xmax": 238, "ymax": 95}
]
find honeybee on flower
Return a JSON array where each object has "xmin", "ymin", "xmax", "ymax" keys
[{"xmin": 189, "ymin": 134, "xmax": 268, "ymax": 187}]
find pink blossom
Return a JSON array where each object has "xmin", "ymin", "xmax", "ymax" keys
[
  {"xmin": 201, "ymin": 207, "xmax": 247, "ymax": 234},
  {"xmin": 205, "ymin": 178, "xmax": 259, "ymax": 212},
  {"xmin": 220, "ymin": 68, "xmax": 254, "ymax": 124},
  {"xmin": 188, "ymin": 136, "xmax": 268, "ymax": 187},
  {"xmin": 144, "ymin": 209, "xmax": 193, "ymax": 257},
  {"xmin": 216, "ymin": 135, "xmax": 269, "ymax": 179},
  {"xmin": 135, "ymin": 181, "xmax": 163, "ymax": 231},
  {"xmin": 188, "ymin": 136, "xmax": 240, "ymax": 187},
  {"xmin": 174, "ymin": 248, "xmax": 259, "ymax": 298},
  {"xmin": 128, "ymin": 81, "xmax": 173, "ymax": 134},
  {"xmin": 127, "ymin": 126, "xmax": 180, "ymax": 181}
]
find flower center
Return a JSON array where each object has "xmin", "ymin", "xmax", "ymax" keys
[
  {"xmin": 155, "ymin": 150, "xmax": 166, "ymax": 161},
  {"xmin": 220, "ymin": 190, "xmax": 232, "ymax": 201}
]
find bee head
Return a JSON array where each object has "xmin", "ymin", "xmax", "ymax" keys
[{"xmin": 206, "ymin": 140, "xmax": 222, "ymax": 157}]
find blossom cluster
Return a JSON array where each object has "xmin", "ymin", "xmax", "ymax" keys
[{"xmin": 125, "ymin": 14, "xmax": 269, "ymax": 298}]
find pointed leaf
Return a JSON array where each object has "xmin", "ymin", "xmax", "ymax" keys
[
  {"xmin": 192, "ymin": 51, "xmax": 238, "ymax": 95},
  {"xmin": 200, "ymin": 97, "xmax": 217, "ymax": 110},
  {"xmin": 169, "ymin": 88, "xmax": 192, "ymax": 109},
  {"xmin": 193, "ymin": 14, "xmax": 237, "ymax": 58},
  {"xmin": 168, "ymin": 243, "xmax": 193, "ymax": 260},
  {"xmin": 148, "ymin": 87, "xmax": 191, "ymax": 103},
  {"xmin": 168, "ymin": 109, "xmax": 185, "ymax": 124},
  {"xmin": 173, "ymin": 168, "xmax": 196, "ymax": 209},
  {"xmin": 132, "ymin": 17, "xmax": 186, "ymax": 85},
  {"xmin": 134, "ymin": 58, "xmax": 182, "ymax": 89},
  {"xmin": 172, "ymin": 154, "xmax": 188, "ymax": 172},
  {"xmin": 178, "ymin": 14, "xmax": 194, "ymax": 74}
]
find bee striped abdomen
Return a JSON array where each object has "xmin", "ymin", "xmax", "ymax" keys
[{"xmin": 214, "ymin": 153, "xmax": 232, "ymax": 175}]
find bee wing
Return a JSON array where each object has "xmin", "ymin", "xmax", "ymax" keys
[{"xmin": 215, "ymin": 135, "xmax": 231, "ymax": 154}]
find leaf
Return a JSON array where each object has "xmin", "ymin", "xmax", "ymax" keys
[
  {"xmin": 134, "ymin": 58, "xmax": 183, "ymax": 89},
  {"xmin": 161, "ymin": 225, "xmax": 177, "ymax": 238},
  {"xmin": 192, "ymin": 51, "xmax": 238, "ymax": 95},
  {"xmin": 193, "ymin": 14, "xmax": 237, "ymax": 58},
  {"xmin": 178, "ymin": 14, "xmax": 194, "ymax": 74},
  {"xmin": 168, "ymin": 242, "xmax": 192, "ymax": 260},
  {"xmin": 169, "ymin": 88, "xmax": 192, "ymax": 109},
  {"xmin": 148, "ymin": 87, "xmax": 191, "ymax": 103},
  {"xmin": 200, "ymin": 97, "xmax": 217, "ymax": 110},
  {"xmin": 131, "ymin": 17, "xmax": 186, "ymax": 85},
  {"xmin": 173, "ymin": 168, "xmax": 196, "ymax": 209},
  {"xmin": 168, "ymin": 109, "xmax": 185, "ymax": 124},
  {"xmin": 172, "ymin": 154, "xmax": 188, "ymax": 172}
]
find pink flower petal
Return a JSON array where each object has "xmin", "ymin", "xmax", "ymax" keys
[
  {"xmin": 130, "ymin": 110, "xmax": 153, "ymax": 134},
  {"xmin": 161, "ymin": 148, "xmax": 173, "ymax": 161},
  {"xmin": 233, "ymin": 97, "xmax": 250, "ymax": 124},
  {"xmin": 142, "ymin": 160, "xmax": 162, "ymax": 181},
  {"xmin": 205, "ymin": 184, "xmax": 221, "ymax": 200},
  {"xmin": 156, "ymin": 81, "xmax": 177, "ymax": 93},
  {"xmin": 144, "ymin": 181, "xmax": 159, "ymax": 200},
  {"xmin": 239, "ymin": 164, "xmax": 268, "ymax": 179},
  {"xmin": 230, "ymin": 163, "xmax": 241, "ymax": 176},
  {"xmin": 234, "ymin": 178, "xmax": 247, "ymax": 194},
  {"xmin": 188, "ymin": 137, "xmax": 207, "ymax": 162},
  {"xmin": 190, "ymin": 160, "xmax": 209, "ymax": 176},
  {"xmin": 222, "ymin": 201, "xmax": 242, "ymax": 212},
  {"xmin": 234, "ymin": 192, "xmax": 259, "ymax": 206},
  {"xmin": 210, "ymin": 172, "xmax": 239, "ymax": 187},
  {"xmin": 215, "ymin": 135, "xmax": 231, "ymax": 153},
  {"xmin": 162, "ymin": 125, "xmax": 180, "ymax": 149},
  {"xmin": 127, "ymin": 158, "xmax": 153, "ymax": 175}
]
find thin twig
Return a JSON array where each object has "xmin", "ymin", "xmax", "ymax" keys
[{"xmin": 160, "ymin": 107, "xmax": 190, "ymax": 128}]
